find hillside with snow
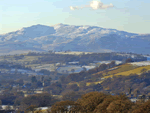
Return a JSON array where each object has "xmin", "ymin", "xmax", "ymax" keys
[{"xmin": 0, "ymin": 23, "xmax": 150, "ymax": 55}]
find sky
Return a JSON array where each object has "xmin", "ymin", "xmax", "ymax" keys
[{"xmin": 0, "ymin": 0, "xmax": 150, "ymax": 34}]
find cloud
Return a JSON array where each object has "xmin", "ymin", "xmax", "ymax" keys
[
  {"xmin": 70, "ymin": 0, "xmax": 114, "ymax": 10},
  {"xmin": 70, "ymin": 6, "xmax": 84, "ymax": 10},
  {"xmin": 70, "ymin": 6, "xmax": 80, "ymax": 10}
]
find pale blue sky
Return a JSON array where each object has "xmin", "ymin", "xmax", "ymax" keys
[{"xmin": 0, "ymin": 0, "xmax": 150, "ymax": 34}]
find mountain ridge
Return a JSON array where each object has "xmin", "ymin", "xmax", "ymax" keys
[{"xmin": 0, "ymin": 24, "xmax": 150, "ymax": 54}]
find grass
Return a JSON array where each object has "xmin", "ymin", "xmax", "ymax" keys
[
  {"xmin": 86, "ymin": 81, "xmax": 104, "ymax": 86},
  {"xmin": 93, "ymin": 64, "xmax": 138, "ymax": 77},
  {"xmin": 68, "ymin": 80, "xmax": 104, "ymax": 87},
  {"xmin": 52, "ymin": 95, "xmax": 62, "ymax": 99},
  {"xmin": 103, "ymin": 65, "xmax": 150, "ymax": 79},
  {"xmin": 34, "ymin": 109, "xmax": 50, "ymax": 113},
  {"xmin": 68, "ymin": 82, "xmax": 80, "ymax": 86},
  {"xmin": 21, "ymin": 56, "xmax": 42, "ymax": 61},
  {"xmin": 115, "ymin": 65, "xmax": 150, "ymax": 76}
]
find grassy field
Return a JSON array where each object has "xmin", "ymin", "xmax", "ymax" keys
[
  {"xmin": 68, "ymin": 80, "xmax": 104, "ymax": 87},
  {"xmin": 83, "ymin": 64, "xmax": 150, "ymax": 86},
  {"xmin": 68, "ymin": 82, "xmax": 80, "ymax": 86},
  {"xmin": 115, "ymin": 65, "xmax": 150, "ymax": 76},
  {"xmin": 103, "ymin": 65, "xmax": 150, "ymax": 79},
  {"xmin": 93, "ymin": 64, "xmax": 138, "ymax": 77},
  {"xmin": 86, "ymin": 81, "xmax": 104, "ymax": 86},
  {"xmin": 0, "ymin": 55, "xmax": 43, "ymax": 64},
  {"xmin": 19, "ymin": 56, "xmax": 42, "ymax": 62}
]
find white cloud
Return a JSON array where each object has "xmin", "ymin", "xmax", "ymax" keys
[
  {"xmin": 90, "ymin": 1, "xmax": 103, "ymax": 10},
  {"xmin": 70, "ymin": 0, "xmax": 114, "ymax": 10},
  {"xmin": 70, "ymin": 6, "xmax": 79, "ymax": 10}
]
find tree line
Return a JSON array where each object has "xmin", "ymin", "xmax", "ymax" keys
[{"xmin": 43, "ymin": 92, "xmax": 150, "ymax": 113}]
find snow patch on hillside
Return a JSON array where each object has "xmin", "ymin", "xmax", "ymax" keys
[{"xmin": 0, "ymin": 23, "xmax": 150, "ymax": 54}]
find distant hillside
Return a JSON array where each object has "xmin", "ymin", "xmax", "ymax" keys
[
  {"xmin": 56, "ymin": 61, "xmax": 150, "ymax": 96},
  {"xmin": 0, "ymin": 23, "xmax": 150, "ymax": 54}
]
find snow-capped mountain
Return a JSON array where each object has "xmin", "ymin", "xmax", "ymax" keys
[{"xmin": 0, "ymin": 23, "xmax": 150, "ymax": 54}]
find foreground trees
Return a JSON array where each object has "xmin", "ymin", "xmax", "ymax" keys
[
  {"xmin": 132, "ymin": 99, "xmax": 150, "ymax": 113},
  {"xmin": 51, "ymin": 92, "xmax": 133, "ymax": 113},
  {"xmin": 50, "ymin": 92, "xmax": 150, "ymax": 113}
]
